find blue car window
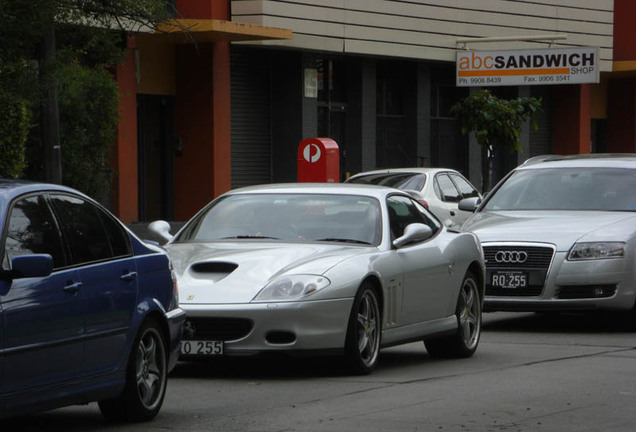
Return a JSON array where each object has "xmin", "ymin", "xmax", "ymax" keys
[
  {"xmin": 3, "ymin": 194, "xmax": 66, "ymax": 270},
  {"xmin": 98, "ymin": 208, "xmax": 132, "ymax": 257},
  {"xmin": 49, "ymin": 194, "xmax": 118, "ymax": 265}
]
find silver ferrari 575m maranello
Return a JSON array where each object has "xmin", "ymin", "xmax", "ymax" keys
[{"xmin": 150, "ymin": 183, "xmax": 485, "ymax": 374}]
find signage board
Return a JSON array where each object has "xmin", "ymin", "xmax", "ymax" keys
[{"xmin": 456, "ymin": 47, "xmax": 599, "ymax": 87}]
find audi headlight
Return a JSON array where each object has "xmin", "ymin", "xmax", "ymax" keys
[
  {"xmin": 568, "ymin": 242, "xmax": 626, "ymax": 261},
  {"xmin": 252, "ymin": 275, "xmax": 330, "ymax": 302}
]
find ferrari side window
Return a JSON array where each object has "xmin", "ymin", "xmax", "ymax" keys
[{"xmin": 387, "ymin": 195, "xmax": 440, "ymax": 240}]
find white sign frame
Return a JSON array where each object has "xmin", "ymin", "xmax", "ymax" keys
[{"xmin": 456, "ymin": 47, "xmax": 599, "ymax": 87}]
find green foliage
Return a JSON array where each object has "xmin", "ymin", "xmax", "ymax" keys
[
  {"xmin": 0, "ymin": 0, "xmax": 171, "ymax": 200},
  {"xmin": 0, "ymin": 92, "xmax": 31, "ymax": 178},
  {"xmin": 57, "ymin": 55, "xmax": 119, "ymax": 202},
  {"xmin": 451, "ymin": 90, "xmax": 543, "ymax": 153},
  {"xmin": 451, "ymin": 90, "xmax": 543, "ymax": 191}
]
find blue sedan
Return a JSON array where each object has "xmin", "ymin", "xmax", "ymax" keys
[{"xmin": 0, "ymin": 179, "xmax": 184, "ymax": 421}]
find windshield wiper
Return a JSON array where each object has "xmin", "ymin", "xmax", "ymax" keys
[{"xmin": 316, "ymin": 238, "xmax": 371, "ymax": 245}]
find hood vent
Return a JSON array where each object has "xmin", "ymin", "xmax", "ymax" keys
[{"xmin": 190, "ymin": 262, "xmax": 238, "ymax": 282}]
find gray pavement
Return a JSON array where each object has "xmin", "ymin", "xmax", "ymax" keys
[{"xmin": 7, "ymin": 312, "xmax": 636, "ymax": 431}]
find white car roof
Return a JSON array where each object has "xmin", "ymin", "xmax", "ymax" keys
[
  {"xmin": 346, "ymin": 167, "xmax": 460, "ymax": 180},
  {"xmin": 520, "ymin": 154, "xmax": 636, "ymax": 170}
]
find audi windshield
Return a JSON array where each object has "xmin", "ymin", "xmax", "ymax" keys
[{"xmin": 483, "ymin": 168, "xmax": 636, "ymax": 212}]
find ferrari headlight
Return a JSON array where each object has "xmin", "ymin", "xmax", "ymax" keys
[
  {"xmin": 252, "ymin": 275, "xmax": 330, "ymax": 302},
  {"xmin": 568, "ymin": 242, "xmax": 626, "ymax": 261}
]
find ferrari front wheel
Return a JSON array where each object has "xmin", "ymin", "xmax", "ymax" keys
[{"xmin": 344, "ymin": 283, "xmax": 381, "ymax": 375}]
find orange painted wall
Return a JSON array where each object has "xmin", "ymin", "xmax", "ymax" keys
[
  {"xmin": 172, "ymin": 0, "xmax": 232, "ymax": 221},
  {"xmin": 173, "ymin": 42, "xmax": 232, "ymax": 221},
  {"xmin": 607, "ymin": 80, "xmax": 636, "ymax": 153},
  {"xmin": 552, "ymin": 84, "xmax": 591, "ymax": 155},
  {"xmin": 614, "ymin": 0, "xmax": 636, "ymax": 61},
  {"xmin": 113, "ymin": 36, "xmax": 139, "ymax": 223},
  {"xmin": 174, "ymin": 44, "xmax": 215, "ymax": 221},
  {"xmin": 212, "ymin": 41, "xmax": 232, "ymax": 198},
  {"xmin": 177, "ymin": 0, "xmax": 228, "ymax": 19}
]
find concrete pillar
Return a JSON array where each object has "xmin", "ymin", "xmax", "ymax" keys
[
  {"xmin": 361, "ymin": 60, "xmax": 376, "ymax": 171},
  {"xmin": 552, "ymin": 84, "xmax": 592, "ymax": 155},
  {"xmin": 468, "ymin": 87, "xmax": 483, "ymax": 190},
  {"xmin": 113, "ymin": 35, "xmax": 139, "ymax": 223},
  {"xmin": 518, "ymin": 86, "xmax": 531, "ymax": 165},
  {"xmin": 416, "ymin": 63, "xmax": 431, "ymax": 166}
]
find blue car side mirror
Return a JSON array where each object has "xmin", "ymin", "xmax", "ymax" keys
[{"xmin": 10, "ymin": 254, "xmax": 54, "ymax": 279}]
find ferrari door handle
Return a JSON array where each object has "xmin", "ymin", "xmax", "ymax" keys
[
  {"xmin": 64, "ymin": 281, "xmax": 83, "ymax": 293},
  {"xmin": 450, "ymin": 211, "xmax": 456, "ymax": 216},
  {"xmin": 121, "ymin": 271, "xmax": 138, "ymax": 281}
]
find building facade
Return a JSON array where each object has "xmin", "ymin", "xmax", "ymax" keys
[{"xmin": 113, "ymin": 0, "xmax": 636, "ymax": 223}]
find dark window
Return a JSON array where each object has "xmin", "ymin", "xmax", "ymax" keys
[
  {"xmin": 99, "ymin": 208, "xmax": 132, "ymax": 258},
  {"xmin": 3, "ymin": 195, "xmax": 66, "ymax": 270},
  {"xmin": 450, "ymin": 174, "xmax": 480, "ymax": 198},
  {"xmin": 50, "ymin": 195, "xmax": 129, "ymax": 265},
  {"xmin": 387, "ymin": 195, "xmax": 440, "ymax": 240},
  {"xmin": 435, "ymin": 174, "xmax": 461, "ymax": 202}
]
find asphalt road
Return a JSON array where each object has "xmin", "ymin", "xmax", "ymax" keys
[{"xmin": 7, "ymin": 312, "xmax": 636, "ymax": 432}]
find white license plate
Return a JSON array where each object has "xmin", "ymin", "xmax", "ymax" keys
[
  {"xmin": 180, "ymin": 340, "xmax": 224, "ymax": 356},
  {"xmin": 490, "ymin": 271, "xmax": 528, "ymax": 289}
]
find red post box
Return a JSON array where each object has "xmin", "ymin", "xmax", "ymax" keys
[{"xmin": 297, "ymin": 138, "xmax": 340, "ymax": 183}]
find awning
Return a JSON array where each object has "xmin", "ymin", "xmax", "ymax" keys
[
  {"xmin": 611, "ymin": 61, "xmax": 636, "ymax": 77},
  {"xmin": 157, "ymin": 19, "xmax": 292, "ymax": 43}
]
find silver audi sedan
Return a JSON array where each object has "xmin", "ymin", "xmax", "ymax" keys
[
  {"xmin": 150, "ymin": 184, "xmax": 485, "ymax": 374},
  {"xmin": 461, "ymin": 154, "xmax": 636, "ymax": 314}
]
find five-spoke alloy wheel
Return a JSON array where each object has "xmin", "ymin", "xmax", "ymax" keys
[
  {"xmin": 345, "ymin": 283, "xmax": 381, "ymax": 374},
  {"xmin": 99, "ymin": 319, "xmax": 168, "ymax": 422},
  {"xmin": 425, "ymin": 271, "xmax": 482, "ymax": 358}
]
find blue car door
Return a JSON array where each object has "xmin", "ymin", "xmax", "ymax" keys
[
  {"xmin": 0, "ymin": 194, "xmax": 84, "ymax": 396},
  {"xmin": 49, "ymin": 194, "xmax": 138, "ymax": 375}
]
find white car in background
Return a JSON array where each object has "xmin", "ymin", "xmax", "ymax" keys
[{"xmin": 345, "ymin": 168, "xmax": 481, "ymax": 228}]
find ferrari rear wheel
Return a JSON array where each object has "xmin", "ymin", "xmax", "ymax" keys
[
  {"xmin": 344, "ymin": 283, "xmax": 381, "ymax": 375},
  {"xmin": 425, "ymin": 271, "xmax": 481, "ymax": 358}
]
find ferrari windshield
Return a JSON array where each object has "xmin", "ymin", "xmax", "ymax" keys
[
  {"xmin": 483, "ymin": 167, "xmax": 636, "ymax": 211},
  {"xmin": 177, "ymin": 193, "xmax": 382, "ymax": 245}
]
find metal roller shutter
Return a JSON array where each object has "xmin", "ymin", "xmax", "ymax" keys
[
  {"xmin": 231, "ymin": 47, "xmax": 272, "ymax": 189},
  {"xmin": 529, "ymin": 86, "xmax": 553, "ymax": 157}
]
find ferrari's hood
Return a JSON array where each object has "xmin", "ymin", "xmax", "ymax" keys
[
  {"xmin": 462, "ymin": 211, "xmax": 636, "ymax": 251},
  {"xmin": 166, "ymin": 241, "xmax": 371, "ymax": 304}
]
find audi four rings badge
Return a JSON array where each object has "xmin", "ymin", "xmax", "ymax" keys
[{"xmin": 495, "ymin": 251, "xmax": 528, "ymax": 263}]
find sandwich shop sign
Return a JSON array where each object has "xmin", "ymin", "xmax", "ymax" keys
[{"xmin": 456, "ymin": 47, "xmax": 599, "ymax": 87}]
